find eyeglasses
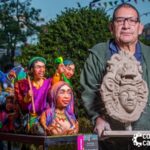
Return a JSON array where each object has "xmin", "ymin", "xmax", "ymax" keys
[{"xmin": 113, "ymin": 17, "xmax": 140, "ymax": 26}]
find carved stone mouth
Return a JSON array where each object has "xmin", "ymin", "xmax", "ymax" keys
[
  {"xmin": 126, "ymin": 102, "xmax": 134, "ymax": 105},
  {"xmin": 122, "ymin": 74, "xmax": 135, "ymax": 80}
]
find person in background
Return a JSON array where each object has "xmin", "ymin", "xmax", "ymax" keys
[{"xmin": 80, "ymin": 3, "xmax": 150, "ymax": 150}]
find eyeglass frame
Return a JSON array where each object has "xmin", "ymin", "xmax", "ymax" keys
[{"xmin": 112, "ymin": 17, "xmax": 140, "ymax": 26}]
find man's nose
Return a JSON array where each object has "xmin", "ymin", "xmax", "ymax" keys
[{"xmin": 123, "ymin": 19, "xmax": 130, "ymax": 28}]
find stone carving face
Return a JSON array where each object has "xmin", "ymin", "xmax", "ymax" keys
[
  {"xmin": 119, "ymin": 85, "xmax": 138, "ymax": 113},
  {"xmin": 100, "ymin": 51, "xmax": 148, "ymax": 123}
]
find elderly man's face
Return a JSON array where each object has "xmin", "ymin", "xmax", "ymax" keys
[{"xmin": 110, "ymin": 7, "xmax": 143, "ymax": 46}]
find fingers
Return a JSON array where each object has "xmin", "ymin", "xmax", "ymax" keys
[
  {"xmin": 94, "ymin": 118, "xmax": 112, "ymax": 139},
  {"xmin": 105, "ymin": 122, "xmax": 111, "ymax": 131}
]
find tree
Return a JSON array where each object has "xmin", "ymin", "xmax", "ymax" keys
[
  {"xmin": 18, "ymin": 6, "xmax": 112, "ymax": 119},
  {"xmin": 19, "ymin": 6, "xmax": 111, "ymax": 70},
  {"xmin": 0, "ymin": 0, "xmax": 44, "ymax": 66}
]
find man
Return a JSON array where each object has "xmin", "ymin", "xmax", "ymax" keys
[{"xmin": 80, "ymin": 3, "xmax": 150, "ymax": 149}]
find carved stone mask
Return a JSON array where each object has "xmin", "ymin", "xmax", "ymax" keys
[{"xmin": 100, "ymin": 51, "xmax": 148, "ymax": 123}]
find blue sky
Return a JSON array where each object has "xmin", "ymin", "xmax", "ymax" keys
[
  {"xmin": 31, "ymin": 0, "xmax": 150, "ymax": 25},
  {"xmin": 31, "ymin": 0, "xmax": 90, "ymax": 20}
]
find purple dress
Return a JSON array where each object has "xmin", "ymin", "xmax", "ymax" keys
[{"xmin": 15, "ymin": 78, "xmax": 52, "ymax": 116}]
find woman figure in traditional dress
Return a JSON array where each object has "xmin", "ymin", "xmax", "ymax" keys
[{"xmin": 40, "ymin": 81, "xmax": 78, "ymax": 135}]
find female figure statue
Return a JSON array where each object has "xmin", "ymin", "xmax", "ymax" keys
[{"xmin": 40, "ymin": 81, "xmax": 78, "ymax": 135}]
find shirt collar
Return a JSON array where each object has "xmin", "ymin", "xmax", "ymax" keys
[{"xmin": 109, "ymin": 39, "xmax": 142, "ymax": 62}]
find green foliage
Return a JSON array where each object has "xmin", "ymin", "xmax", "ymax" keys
[
  {"xmin": 79, "ymin": 117, "xmax": 93, "ymax": 133},
  {"xmin": 140, "ymin": 37, "xmax": 150, "ymax": 46},
  {"xmin": 0, "ymin": 0, "xmax": 44, "ymax": 65},
  {"xmin": 18, "ymin": 6, "xmax": 111, "ymax": 119}
]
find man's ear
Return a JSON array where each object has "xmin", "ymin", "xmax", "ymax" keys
[
  {"xmin": 109, "ymin": 23, "xmax": 113, "ymax": 34},
  {"xmin": 138, "ymin": 23, "xmax": 144, "ymax": 35}
]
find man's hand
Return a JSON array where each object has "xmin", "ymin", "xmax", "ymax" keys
[{"xmin": 94, "ymin": 117, "xmax": 111, "ymax": 138}]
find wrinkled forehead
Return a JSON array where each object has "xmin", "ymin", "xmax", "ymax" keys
[
  {"xmin": 115, "ymin": 7, "xmax": 138, "ymax": 18},
  {"xmin": 113, "ymin": 4, "xmax": 140, "ymax": 20}
]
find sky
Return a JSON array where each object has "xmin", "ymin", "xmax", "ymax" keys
[{"xmin": 31, "ymin": 0, "xmax": 150, "ymax": 25}]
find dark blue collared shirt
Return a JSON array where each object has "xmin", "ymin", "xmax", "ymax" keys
[{"xmin": 109, "ymin": 39, "xmax": 142, "ymax": 63}]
